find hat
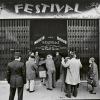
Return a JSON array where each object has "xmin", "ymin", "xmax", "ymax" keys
[
  {"xmin": 30, "ymin": 52, "xmax": 34, "ymax": 56},
  {"xmin": 89, "ymin": 57, "xmax": 95, "ymax": 62},
  {"xmin": 14, "ymin": 52, "xmax": 21, "ymax": 58},
  {"xmin": 65, "ymin": 57, "xmax": 70, "ymax": 60}
]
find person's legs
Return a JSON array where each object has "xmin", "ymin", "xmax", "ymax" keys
[
  {"xmin": 46, "ymin": 71, "xmax": 53, "ymax": 90},
  {"xmin": 18, "ymin": 87, "xmax": 23, "ymax": 100},
  {"xmin": 71, "ymin": 85, "xmax": 73, "ymax": 93},
  {"xmin": 43, "ymin": 78, "xmax": 46, "ymax": 85},
  {"xmin": 64, "ymin": 68, "xmax": 67, "ymax": 92},
  {"xmin": 52, "ymin": 71, "xmax": 56, "ymax": 88},
  {"xmin": 29, "ymin": 80, "xmax": 35, "ymax": 92},
  {"xmin": 57, "ymin": 65, "xmax": 60, "ymax": 81},
  {"xmin": 9, "ymin": 87, "xmax": 16, "ymax": 100},
  {"xmin": 72, "ymin": 85, "xmax": 78, "ymax": 97},
  {"xmin": 64, "ymin": 83, "xmax": 68, "ymax": 93},
  {"xmin": 65, "ymin": 84, "xmax": 71, "ymax": 98},
  {"xmin": 89, "ymin": 86, "xmax": 96, "ymax": 94},
  {"xmin": 55, "ymin": 67, "xmax": 58, "ymax": 81},
  {"xmin": 26, "ymin": 80, "xmax": 30, "ymax": 91}
]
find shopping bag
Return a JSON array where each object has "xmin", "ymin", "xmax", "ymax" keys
[{"xmin": 39, "ymin": 71, "xmax": 46, "ymax": 78}]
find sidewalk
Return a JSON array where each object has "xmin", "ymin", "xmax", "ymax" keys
[{"xmin": 0, "ymin": 80, "xmax": 100, "ymax": 100}]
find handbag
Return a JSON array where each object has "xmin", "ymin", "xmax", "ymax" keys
[{"xmin": 87, "ymin": 78, "xmax": 96, "ymax": 87}]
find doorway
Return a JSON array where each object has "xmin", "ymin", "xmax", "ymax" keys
[{"xmin": 30, "ymin": 19, "xmax": 67, "ymax": 57}]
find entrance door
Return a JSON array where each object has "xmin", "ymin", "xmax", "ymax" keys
[{"xmin": 30, "ymin": 19, "xmax": 67, "ymax": 57}]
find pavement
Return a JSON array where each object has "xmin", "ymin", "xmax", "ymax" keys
[{"xmin": 0, "ymin": 80, "xmax": 100, "ymax": 100}]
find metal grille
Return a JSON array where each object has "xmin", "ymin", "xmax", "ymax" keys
[
  {"xmin": 67, "ymin": 19, "xmax": 99, "ymax": 80},
  {"xmin": 0, "ymin": 19, "xmax": 30, "ymax": 80},
  {"xmin": 0, "ymin": 19, "xmax": 99, "ymax": 80}
]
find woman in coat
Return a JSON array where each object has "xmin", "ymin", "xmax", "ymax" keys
[
  {"xmin": 26, "ymin": 55, "xmax": 38, "ymax": 92},
  {"xmin": 87, "ymin": 57, "xmax": 99, "ymax": 94}
]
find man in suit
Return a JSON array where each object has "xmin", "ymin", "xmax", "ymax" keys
[{"xmin": 7, "ymin": 52, "xmax": 26, "ymax": 100}]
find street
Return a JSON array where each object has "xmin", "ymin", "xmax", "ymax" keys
[{"xmin": 0, "ymin": 80, "xmax": 100, "ymax": 100}]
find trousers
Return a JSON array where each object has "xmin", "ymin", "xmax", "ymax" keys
[
  {"xmin": 26, "ymin": 80, "xmax": 35, "ymax": 91},
  {"xmin": 67, "ymin": 84, "xmax": 78, "ymax": 97},
  {"xmin": 9, "ymin": 87, "xmax": 23, "ymax": 100},
  {"xmin": 46, "ymin": 70, "xmax": 56, "ymax": 89}
]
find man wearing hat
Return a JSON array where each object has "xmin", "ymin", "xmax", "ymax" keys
[{"xmin": 7, "ymin": 52, "xmax": 26, "ymax": 100}]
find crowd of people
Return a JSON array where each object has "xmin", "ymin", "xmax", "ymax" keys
[{"xmin": 6, "ymin": 51, "xmax": 99, "ymax": 100}]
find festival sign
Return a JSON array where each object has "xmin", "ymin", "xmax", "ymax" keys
[{"xmin": 0, "ymin": 0, "xmax": 100, "ymax": 19}]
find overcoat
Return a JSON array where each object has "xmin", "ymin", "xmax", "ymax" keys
[
  {"xmin": 88, "ymin": 62, "xmax": 99, "ymax": 87},
  {"xmin": 26, "ymin": 58, "xmax": 38, "ymax": 80},
  {"xmin": 62, "ymin": 58, "xmax": 82, "ymax": 85},
  {"xmin": 45, "ymin": 58, "xmax": 55, "ymax": 71},
  {"xmin": 7, "ymin": 60, "xmax": 26, "ymax": 87}
]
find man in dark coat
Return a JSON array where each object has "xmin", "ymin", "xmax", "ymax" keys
[
  {"xmin": 7, "ymin": 52, "xmax": 26, "ymax": 100},
  {"xmin": 54, "ymin": 52, "xmax": 61, "ymax": 81}
]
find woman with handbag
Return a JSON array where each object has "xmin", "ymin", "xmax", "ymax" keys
[{"xmin": 87, "ymin": 57, "xmax": 99, "ymax": 94}]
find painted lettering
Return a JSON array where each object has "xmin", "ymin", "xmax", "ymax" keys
[
  {"xmin": 35, "ymin": 4, "xmax": 40, "ymax": 13},
  {"xmin": 24, "ymin": 4, "xmax": 33, "ymax": 14},
  {"xmin": 15, "ymin": 4, "xmax": 23, "ymax": 13},
  {"xmin": 41, "ymin": 3, "xmax": 50, "ymax": 13},
  {"xmin": 55, "ymin": 4, "xmax": 64, "ymax": 13}
]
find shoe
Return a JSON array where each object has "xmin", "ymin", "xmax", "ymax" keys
[
  {"xmin": 89, "ymin": 90, "xmax": 93, "ymax": 93},
  {"xmin": 73, "ymin": 94, "xmax": 77, "ymax": 97},
  {"xmin": 72, "ymin": 92, "xmax": 77, "ymax": 97},
  {"xmin": 26, "ymin": 89, "xmax": 29, "ymax": 91},
  {"xmin": 89, "ymin": 91, "xmax": 96, "ymax": 94},
  {"xmin": 65, "ymin": 94, "xmax": 71, "ymax": 98},
  {"xmin": 29, "ymin": 90, "xmax": 35, "ymax": 93},
  {"xmin": 47, "ymin": 88, "xmax": 53, "ymax": 90},
  {"xmin": 52, "ymin": 86, "xmax": 56, "ymax": 88}
]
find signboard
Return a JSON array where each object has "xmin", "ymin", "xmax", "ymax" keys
[
  {"xmin": 30, "ymin": 19, "xmax": 67, "ymax": 55},
  {"xmin": 34, "ymin": 36, "xmax": 67, "ymax": 51},
  {"xmin": 0, "ymin": 0, "xmax": 100, "ymax": 18}
]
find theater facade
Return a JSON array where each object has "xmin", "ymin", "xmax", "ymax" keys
[{"xmin": 0, "ymin": 0, "xmax": 100, "ymax": 80}]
